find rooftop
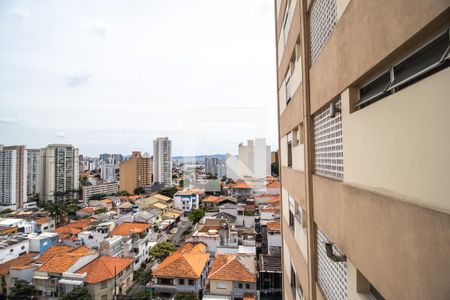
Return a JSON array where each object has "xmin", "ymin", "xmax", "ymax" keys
[
  {"xmin": 266, "ymin": 221, "xmax": 281, "ymax": 232},
  {"xmin": 111, "ymin": 222, "xmax": 150, "ymax": 236},
  {"xmin": 208, "ymin": 254, "xmax": 256, "ymax": 283},
  {"xmin": 0, "ymin": 252, "xmax": 38, "ymax": 275},
  {"xmin": 76, "ymin": 256, "xmax": 133, "ymax": 283},
  {"xmin": 153, "ymin": 242, "xmax": 209, "ymax": 279}
]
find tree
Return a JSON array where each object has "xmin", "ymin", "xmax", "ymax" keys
[
  {"xmin": 89, "ymin": 193, "xmax": 107, "ymax": 200},
  {"xmin": 66, "ymin": 204, "xmax": 81, "ymax": 215},
  {"xmin": 175, "ymin": 291, "xmax": 198, "ymax": 300},
  {"xmin": 149, "ymin": 242, "xmax": 175, "ymax": 260},
  {"xmin": 0, "ymin": 208, "xmax": 13, "ymax": 216},
  {"xmin": 80, "ymin": 176, "xmax": 92, "ymax": 186},
  {"xmin": 62, "ymin": 287, "xmax": 92, "ymax": 300},
  {"xmin": 159, "ymin": 186, "xmax": 178, "ymax": 198},
  {"xmin": 206, "ymin": 174, "xmax": 218, "ymax": 179},
  {"xmin": 94, "ymin": 207, "xmax": 108, "ymax": 214},
  {"xmin": 134, "ymin": 187, "xmax": 145, "ymax": 195},
  {"xmin": 9, "ymin": 279, "xmax": 37, "ymax": 300},
  {"xmin": 188, "ymin": 209, "xmax": 205, "ymax": 224},
  {"xmin": 134, "ymin": 268, "xmax": 150, "ymax": 283},
  {"xmin": 45, "ymin": 202, "xmax": 68, "ymax": 227},
  {"xmin": 116, "ymin": 190, "xmax": 131, "ymax": 196}
]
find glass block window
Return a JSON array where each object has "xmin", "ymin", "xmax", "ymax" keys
[
  {"xmin": 313, "ymin": 98, "xmax": 343, "ymax": 180},
  {"xmin": 316, "ymin": 227, "xmax": 348, "ymax": 300},
  {"xmin": 309, "ymin": 0, "xmax": 337, "ymax": 63}
]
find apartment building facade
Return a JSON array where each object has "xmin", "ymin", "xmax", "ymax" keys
[
  {"xmin": 275, "ymin": 1, "xmax": 450, "ymax": 300},
  {"xmin": 153, "ymin": 137, "xmax": 173, "ymax": 186},
  {"xmin": 0, "ymin": 145, "xmax": 27, "ymax": 209},
  {"xmin": 40, "ymin": 144, "xmax": 80, "ymax": 202},
  {"xmin": 26, "ymin": 149, "xmax": 40, "ymax": 199},
  {"xmin": 119, "ymin": 151, "xmax": 152, "ymax": 194}
]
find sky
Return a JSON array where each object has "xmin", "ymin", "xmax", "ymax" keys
[{"xmin": 0, "ymin": 0, "xmax": 278, "ymax": 157}]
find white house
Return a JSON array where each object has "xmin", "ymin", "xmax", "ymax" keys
[{"xmin": 173, "ymin": 189, "xmax": 204, "ymax": 212}]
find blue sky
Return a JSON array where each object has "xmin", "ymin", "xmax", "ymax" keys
[{"xmin": 0, "ymin": 0, "xmax": 277, "ymax": 156}]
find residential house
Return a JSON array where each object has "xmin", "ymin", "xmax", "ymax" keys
[
  {"xmin": 33, "ymin": 246, "xmax": 97, "ymax": 297},
  {"xmin": 78, "ymin": 221, "xmax": 116, "ymax": 249},
  {"xmin": 0, "ymin": 235, "xmax": 29, "ymax": 264},
  {"xmin": 111, "ymin": 222, "xmax": 151, "ymax": 270},
  {"xmin": 201, "ymin": 196, "xmax": 237, "ymax": 211},
  {"xmin": 28, "ymin": 232, "xmax": 59, "ymax": 254},
  {"xmin": 33, "ymin": 217, "xmax": 55, "ymax": 233},
  {"xmin": 73, "ymin": 256, "xmax": 134, "ymax": 300},
  {"xmin": 173, "ymin": 189, "xmax": 205, "ymax": 213},
  {"xmin": 207, "ymin": 254, "xmax": 257, "ymax": 300},
  {"xmin": 266, "ymin": 221, "xmax": 281, "ymax": 250},
  {"xmin": 76, "ymin": 207, "xmax": 98, "ymax": 218},
  {"xmin": 259, "ymin": 206, "xmax": 280, "ymax": 226},
  {"xmin": 53, "ymin": 218, "xmax": 97, "ymax": 246},
  {"xmin": 0, "ymin": 252, "xmax": 37, "ymax": 296},
  {"xmin": 151, "ymin": 242, "xmax": 210, "ymax": 299}
]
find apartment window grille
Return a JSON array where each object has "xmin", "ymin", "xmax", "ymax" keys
[
  {"xmin": 287, "ymin": 132, "xmax": 293, "ymax": 167},
  {"xmin": 309, "ymin": 0, "xmax": 337, "ymax": 63},
  {"xmin": 355, "ymin": 28, "xmax": 450, "ymax": 109},
  {"xmin": 313, "ymin": 98, "xmax": 343, "ymax": 180},
  {"xmin": 316, "ymin": 227, "xmax": 347, "ymax": 300}
]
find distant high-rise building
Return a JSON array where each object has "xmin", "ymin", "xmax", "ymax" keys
[
  {"xmin": 100, "ymin": 163, "xmax": 116, "ymax": 183},
  {"xmin": 99, "ymin": 153, "xmax": 124, "ymax": 164},
  {"xmin": 204, "ymin": 157, "xmax": 219, "ymax": 176},
  {"xmin": 119, "ymin": 151, "xmax": 152, "ymax": 194},
  {"xmin": 26, "ymin": 149, "xmax": 40, "ymax": 199},
  {"xmin": 153, "ymin": 137, "xmax": 172, "ymax": 186},
  {"xmin": 226, "ymin": 139, "xmax": 271, "ymax": 180},
  {"xmin": 0, "ymin": 145, "xmax": 27, "ymax": 209},
  {"xmin": 40, "ymin": 144, "xmax": 79, "ymax": 203}
]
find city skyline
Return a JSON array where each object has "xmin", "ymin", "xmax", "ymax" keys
[{"xmin": 0, "ymin": 0, "xmax": 277, "ymax": 156}]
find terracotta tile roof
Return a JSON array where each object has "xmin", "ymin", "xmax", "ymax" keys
[
  {"xmin": 53, "ymin": 218, "xmax": 97, "ymax": 239},
  {"xmin": 208, "ymin": 254, "xmax": 256, "ymax": 283},
  {"xmin": 266, "ymin": 221, "xmax": 281, "ymax": 232},
  {"xmin": 260, "ymin": 207, "xmax": 280, "ymax": 214},
  {"xmin": 202, "ymin": 196, "xmax": 225, "ymax": 203},
  {"xmin": 111, "ymin": 222, "xmax": 150, "ymax": 236},
  {"xmin": 38, "ymin": 249, "xmax": 92, "ymax": 273},
  {"xmin": 34, "ymin": 217, "xmax": 52, "ymax": 225},
  {"xmin": 153, "ymin": 243, "xmax": 209, "ymax": 279},
  {"xmin": 102, "ymin": 198, "xmax": 113, "ymax": 204},
  {"xmin": 266, "ymin": 196, "xmax": 280, "ymax": 204},
  {"xmin": 77, "ymin": 207, "xmax": 96, "ymax": 214},
  {"xmin": 76, "ymin": 256, "xmax": 133, "ymax": 283},
  {"xmin": 0, "ymin": 253, "xmax": 38, "ymax": 275},
  {"xmin": 266, "ymin": 181, "xmax": 280, "ymax": 189},
  {"xmin": 34, "ymin": 245, "xmax": 74, "ymax": 264},
  {"xmin": 71, "ymin": 245, "xmax": 91, "ymax": 255},
  {"xmin": 230, "ymin": 182, "xmax": 253, "ymax": 189},
  {"xmin": 243, "ymin": 294, "xmax": 256, "ymax": 300}
]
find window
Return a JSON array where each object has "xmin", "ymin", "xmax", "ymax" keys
[
  {"xmin": 290, "ymin": 264, "xmax": 296, "ymax": 297},
  {"xmin": 188, "ymin": 279, "xmax": 194, "ymax": 286},
  {"xmin": 217, "ymin": 281, "xmax": 227, "ymax": 289},
  {"xmin": 101, "ymin": 280, "xmax": 107, "ymax": 289},
  {"xmin": 316, "ymin": 227, "xmax": 347, "ymax": 300},
  {"xmin": 285, "ymin": 70, "xmax": 292, "ymax": 104},
  {"xmin": 313, "ymin": 97, "xmax": 343, "ymax": 180},
  {"xmin": 295, "ymin": 202, "xmax": 302, "ymax": 224},
  {"xmin": 282, "ymin": 0, "xmax": 292, "ymax": 44},
  {"xmin": 238, "ymin": 283, "xmax": 243, "ymax": 289},
  {"xmin": 245, "ymin": 283, "xmax": 250, "ymax": 289},
  {"xmin": 356, "ymin": 28, "xmax": 449, "ymax": 109},
  {"xmin": 287, "ymin": 132, "xmax": 293, "ymax": 167},
  {"xmin": 356, "ymin": 270, "xmax": 385, "ymax": 300},
  {"xmin": 309, "ymin": 0, "xmax": 337, "ymax": 63},
  {"xmin": 289, "ymin": 197, "xmax": 295, "ymax": 232},
  {"xmin": 178, "ymin": 278, "xmax": 185, "ymax": 285},
  {"xmin": 21, "ymin": 246, "xmax": 25, "ymax": 250},
  {"xmin": 9, "ymin": 249, "xmax": 13, "ymax": 253}
]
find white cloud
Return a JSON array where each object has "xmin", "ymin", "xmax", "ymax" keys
[
  {"xmin": 12, "ymin": 8, "xmax": 31, "ymax": 20},
  {"xmin": 65, "ymin": 72, "xmax": 93, "ymax": 86},
  {"xmin": 56, "ymin": 131, "xmax": 65, "ymax": 138},
  {"xmin": 0, "ymin": 117, "xmax": 17, "ymax": 125},
  {"xmin": 82, "ymin": 20, "xmax": 110, "ymax": 37}
]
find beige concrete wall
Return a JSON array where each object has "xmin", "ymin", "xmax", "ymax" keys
[
  {"xmin": 283, "ymin": 219, "xmax": 309, "ymax": 299},
  {"xmin": 313, "ymin": 175, "xmax": 450, "ymax": 300},
  {"xmin": 342, "ymin": 68, "xmax": 450, "ymax": 213},
  {"xmin": 209, "ymin": 279, "xmax": 233, "ymax": 295},
  {"xmin": 280, "ymin": 84, "xmax": 304, "ymax": 136},
  {"xmin": 281, "ymin": 166, "xmax": 306, "ymax": 208},
  {"xmin": 309, "ymin": 0, "xmax": 449, "ymax": 114},
  {"xmin": 347, "ymin": 260, "xmax": 376, "ymax": 300}
]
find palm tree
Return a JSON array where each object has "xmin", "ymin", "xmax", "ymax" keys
[{"xmin": 46, "ymin": 202, "xmax": 68, "ymax": 227}]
